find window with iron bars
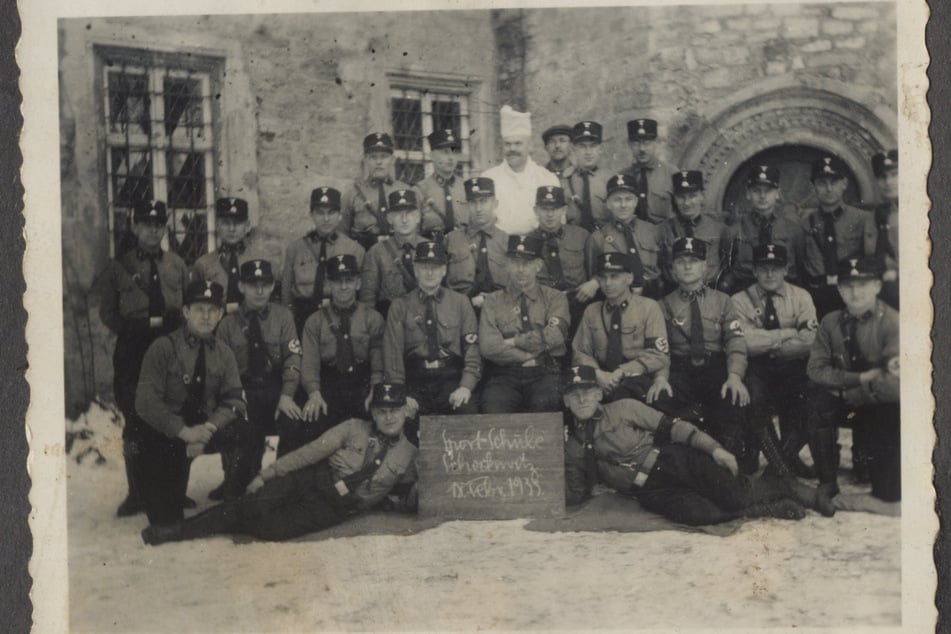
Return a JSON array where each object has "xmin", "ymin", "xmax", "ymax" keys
[
  {"xmin": 389, "ymin": 86, "xmax": 472, "ymax": 185},
  {"xmin": 99, "ymin": 48, "xmax": 221, "ymax": 265}
]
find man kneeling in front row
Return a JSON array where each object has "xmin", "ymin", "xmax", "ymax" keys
[
  {"xmin": 562, "ymin": 365, "xmax": 816, "ymax": 525},
  {"xmin": 142, "ymin": 383, "xmax": 417, "ymax": 545}
]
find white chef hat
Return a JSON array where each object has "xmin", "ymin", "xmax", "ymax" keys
[{"xmin": 500, "ymin": 105, "xmax": 532, "ymax": 139}]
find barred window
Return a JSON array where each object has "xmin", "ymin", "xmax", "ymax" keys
[
  {"xmin": 389, "ymin": 83, "xmax": 472, "ymax": 185},
  {"xmin": 99, "ymin": 47, "xmax": 221, "ymax": 265}
]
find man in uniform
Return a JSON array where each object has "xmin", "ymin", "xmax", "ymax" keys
[
  {"xmin": 871, "ymin": 149, "xmax": 899, "ymax": 309},
  {"xmin": 649, "ymin": 237, "xmax": 751, "ymax": 461},
  {"xmin": 282, "ymin": 186, "xmax": 366, "ymax": 333},
  {"xmin": 416, "ymin": 129, "xmax": 468, "ymax": 241},
  {"xmin": 286, "ymin": 255, "xmax": 385, "ymax": 456},
  {"xmin": 445, "ymin": 177, "xmax": 510, "ymax": 309},
  {"xmin": 561, "ymin": 366, "xmax": 807, "ymax": 524},
  {"xmin": 659, "ymin": 170, "xmax": 726, "ymax": 289},
  {"xmin": 572, "ymin": 253, "xmax": 670, "ymax": 407},
  {"xmin": 191, "ymin": 197, "xmax": 258, "ymax": 314},
  {"xmin": 478, "ymin": 235, "xmax": 570, "ymax": 413},
  {"xmin": 134, "ymin": 280, "xmax": 252, "ymax": 527},
  {"xmin": 142, "ymin": 382, "xmax": 418, "ymax": 545},
  {"xmin": 215, "ymin": 260, "xmax": 302, "ymax": 499},
  {"xmin": 806, "ymin": 257, "xmax": 899, "ymax": 516},
  {"xmin": 341, "ymin": 132, "xmax": 418, "ymax": 250},
  {"xmin": 562, "ymin": 120, "xmax": 609, "ymax": 231},
  {"xmin": 799, "ymin": 154, "xmax": 877, "ymax": 319},
  {"xmin": 582, "ymin": 174, "xmax": 663, "ymax": 301},
  {"xmin": 731, "ymin": 244, "xmax": 818, "ymax": 477},
  {"xmin": 384, "ymin": 241, "xmax": 481, "ymax": 440},
  {"xmin": 98, "ymin": 199, "xmax": 189, "ymax": 517},
  {"xmin": 358, "ymin": 189, "xmax": 426, "ymax": 318},
  {"xmin": 620, "ymin": 118, "xmax": 678, "ymax": 224},
  {"xmin": 481, "ymin": 105, "xmax": 560, "ymax": 235},
  {"xmin": 542, "ymin": 124, "xmax": 574, "ymax": 178},
  {"xmin": 718, "ymin": 166, "xmax": 806, "ymax": 295}
]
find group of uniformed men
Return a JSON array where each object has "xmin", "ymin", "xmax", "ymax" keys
[{"xmin": 98, "ymin": 108, "xmax": 901, "ymax": 545}]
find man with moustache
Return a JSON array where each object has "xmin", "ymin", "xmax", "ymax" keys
[
  {"xmin": 563, "ymin": 120, "xmax": 609, "ymax": 231},
  {"xmin": 416, "ymin": 129, "xmax": 468, "ymax": 241},
  {"xmin": 620, "ymin": 118, "xmax": 679, "ymax": 224},
  {"xmin": 542, "ymin": 124, "xmax": 574, "ymax": 178},
  {"xmin": 191, "ymin": 197, "xmax": 261, "ymax": 314}
]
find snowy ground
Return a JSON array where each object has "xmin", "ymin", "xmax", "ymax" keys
[{"xmin": 67, "ymin": 403, "xmax": 901, "ymax": 633}]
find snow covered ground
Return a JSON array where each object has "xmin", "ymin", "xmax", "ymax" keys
[{"xmin": 66, "ymin": 403, "xmax": 901, "ymax": 632}]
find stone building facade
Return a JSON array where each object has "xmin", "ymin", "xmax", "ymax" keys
[{"xmin": 58, "ymin": 3, "xmax": 896, "ymax": 416}]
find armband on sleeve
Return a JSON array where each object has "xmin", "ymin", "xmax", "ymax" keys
[
  {"xmin": 654, "ymin": 416, "xmax": 675, "ymax": 445},
  {"xmin": 670, "ymin": 418, "xmax": 722, "ymax": 455}
]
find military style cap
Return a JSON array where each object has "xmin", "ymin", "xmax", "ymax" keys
[
  {"xmin": 542, "ymin": 124, "xmax": 573, "ymax": 144},
  {"xmin": 414, "ymin": 240, "xmax": 448, "ymax": 264},
  {"xmin": 871, "ymin": 149, "xmax": 898, "ymax": 177},
  {"xmin": 606, "ymin": 173, "xmax": 638, "ymax": 197},
  {"xmin": 428, "ymin": 129, "xmax": 460, "ymax": 151},
  {"xmin": 672, "ymin": 170, "xmax": 704, "ymax": 194},
  {"xmin": 562, "ymin": 365, "xmax": 599, "ymax": 394},
  {"xmin": 596, "ymin": 252, "xmax": 634, "ymax": 275},
  {"xmin": 464, "ymin": 177, "xmax": 496, "ymax": 201},
  {"xmin": 752, "ymin": 243, "xmax": 788, "ymax": 267},
  {"xmin": 239, "ymin": 259, "xmax": 274, "ymax": 284},
  {"xmin": 184, "ymin": 280, "xmax": 225, "ymax": 307},
  {"xmin": 747, "ymin": 165, "xmax": 781, "ymax": 189},
  {"xmin": 627, "ymin": 118, "xmax": 658, "ymax": 141},
  {"xmin": 535, "ymin": 185, "xmax": 567, "ymax": 208},
  {"xmin": 215, "ymin": 197, "xmax": 249, "ymax": 222},
  {"xmin": 310, "ymin": 187, "xmax": 342, "ymax": 211},
  {"xmin": 370, "ymin": 382, "xmax": 408, "ymax": 409},
  {"xmin": 387, "ymin": 189, "xmax": 418, "ymax": 212},
  {"xmin": 671, "ymin": 236, "xmax": 708, "ymax": 260},
  {"xmin": 572, "ymin": 120, "xmax": 602, "ymax": 144},
  {"xmin": 506, "ymin": 234, "xmax": 543, "ymax": 260},
  {"xmin": 363, "ymin": 132, "xmax": 395, "ymax": 155},
  {"xmin": 837, "ymin": 257, "xmax": 882, "ymax": 282},
  {"xmin": 811, "ymin": 155, "xmax": 848, "ymax": 181},
  {"xmin": 132, "ymin": 200, "xmax": 168, "ymax": 224},
  {"xmin": 325, "ymin": 254, "xmax": 360, "ymax": 280}
]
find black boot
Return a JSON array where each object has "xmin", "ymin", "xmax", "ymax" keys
[
  {"xmin": 117, "ymin": 443, "xmax": 143, "ymax": 517},
  {"xmin": 142, "ymin": 522, "xmax": 184, "ymax": 546},
  {"xmin": 758, "ymin": 424, "xmax": 796, "ymax": 480},
  {"xmin": 779, "ymin": 417, "xmax": 816, "ymax": 479},
  {"xmin": 743, "ymin": 498, "xmax": 806, "ymax": 520},
  {"xmin": 808, "ymin": 427, "xmax": 840, "ymax": 517}
]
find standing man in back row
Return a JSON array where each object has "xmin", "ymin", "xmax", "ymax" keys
[
  {"xmin": 191, "ymin": 197, "xmax": 259, "ymax": 314},
  {"xmin": 416, "ymin": 129, "xmax": 468, "ymax": 241},
  {"xmin": 563, "ymin": 120, "xmax": 609, "ymax": 231},
  {"xmin": 621, "ymin": 118, "xmax": 678, "ymax": 225}
]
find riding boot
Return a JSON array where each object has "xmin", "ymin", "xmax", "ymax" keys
[
  {"xmin": 116, "ymin": 441, "xmax": 143, "ymax": 517},
  {"xmin": 808, "ymin": 426, "xmax": 840, "ymax": 517},
  {"xmin": 779, "ymin": 417, "xmax": 816, "ymax": 478}
]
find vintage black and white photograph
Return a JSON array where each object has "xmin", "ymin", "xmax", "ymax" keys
[{"xmin": 24, "ymin": 0, "xmax": 935, "ymax": 631}]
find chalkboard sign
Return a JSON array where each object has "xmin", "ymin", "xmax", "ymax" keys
[{"xmin": 417, "ymin": 413, "xmax": 566, "ymax": 520}]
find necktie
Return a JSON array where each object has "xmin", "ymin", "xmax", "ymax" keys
[
  {"xmin": 424, "ymin": 295, "xmax": 440, "ymax": 360},
  {"xmin": 247, "ymin": 312, "xmax": 270, "ymax": 380},
  {"xmin": 583, "ymin": 419, "xmax": 598, "ymax": 491},
  {"xmin": 681, "ymin": 217, "xmax": 696, "ymax": 238},
  {"xmin": 341, "ymin": 434, "xmax": 394, "ymax": 492},
  {"xmin": 374, "ymin": 180, "xmax": 391, "ymax": 235},
  {"xmin": 146, "ymin": 255, "xmax": 165, "ymax": 318},
  {"xmin": 762, "ymin": 291, "xmax": 780, "ymax": 331},
  {"xmin": 820, "ymin": 212, "xmax": 838, "ymax": 276},
  {"xmin": 474, "ymin": 232, "xmax": 493, "ymax": 294},
  {"xmin": 333, "ymin": 307, "xmax": 356, "ymax": 374},
  {"xmin": 518, "ymin": 294, "xmax": 533, "ymax": 333},
  {"xmin": 400, "ymin": 243, "xmax": 418, "ymax": 290},
  {"xmin": 442, "ymin": 178, "xmax": 455, "ymax": 231},
  {"xmin": 757, "ymin": 215, "xmax": 773, "ymax": 248},
  {"xmin": 619, "ymin": 223, "xmax": 646, "ymax": 286},
  {"xmin": 874, "ymin": 205, "xmax": 894, "ymax": 262},
  {"xmin": 181, "ymin": 341, "xmax": 207, "ymax": 425},
  {"xmin": 312, "ymin": 238, "xmax": 327, "ymax": 300},
  {"xmin": 542, "ymin": 233, "xmax": 566, "ymax": 288},
  {"xmin": 223, "ymin": 249, "xmax": 241, "ymax": 304},
  {"xmin": 579, "ymin": 170, "xmax": 594, "ymax": 230},
  {"xmin": 635, "ymin": 167, "xmax": 649, "ymax": 221},
  {"xmin": 689, "ymin": 293, "xmax": 705, "ymax": 364},
  {"xmin": 604, "ymin": 302, "xmax": 625, "ymax": 371},
  {"xmin": 843, "ymin": 315, "xmax": 870, "ymax": 371}
]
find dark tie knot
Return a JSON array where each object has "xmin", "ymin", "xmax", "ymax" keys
[
  {"xmin": 542, "ymin": 230, "xmax": 562, "ymax": 241},
  {"xmin": 220, "ymin": 241, "xmax": 246, "ymax": 256},
  {"xmin": 436, "ymin": 174, "xmax": 454, "ymax": 187},
  {"xmin": 138, "ymin": 249, "xmax": 162, "ymax": 261},
  {"xmin": 608, "ymin": 300, "xmax": 628, "ymax": 313}
]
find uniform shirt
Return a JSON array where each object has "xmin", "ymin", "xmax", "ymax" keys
[
  {"xmin": 481, "ymin": 158, "xmax": 560, "ymax": 235},
  {"xmin": 135, "ymin": 328, "xmax": 246, "ymax": 438},
  {"xmin": 658, "ymin": 286, "xmax": 748, "ymax": 377},
  {"xmin": 529, "ymin": 225, "xmax": 590, "ymax": 290},
  {"xmin": 260, "ymin": 418, "xmax": 417, "ymax": 509},
  {"xmin": 359, "ymin": 234, "xmax": 425, "ymax": 306},
  {"xmin": 99, "ymin": 248, "xmax": 189, "ymax": 333},
  {"xmin": 383, "ymin": 287, "xmax": 482, "ymax": 391},
  {"xmin": 190, "ymin": 238, "xmax": 269, "ymax": 311},
  {"xmin": 807, "ymin": 299, "xmax": 899, "ymax": 404},
  {"xmin": 799, "ymin": 204, "xmax": 877, "ymax": 279},
  {"xmin": 572, "ymin": 291, "xmax": 670, "ymax": 377},
  {"xmin": 562, "ymin": 166, "xmax": 610, "ymax": 228},
  {"xmin": 300, "ymin": 302, "xmax": 384, "ymax": 395},
  {"xmin": 479, "ymin": 282, "xmax": 570, "ymax": 365},
  {"xmin": 445, "ymin": 224, "xmax": 510, "ymax": 296},
  {"xmin": 216, "ymin": 302, "xmax": 301, "ymax": 396},
  {"xmin": 658, "ymin": 213, "xmax": 726, "ymax": 285},
  {"xmin": 719, "ymin": 211, "xmax": 806, "ymax": 282},
  {"xmin": 731, "ymin": 282, "xmax": 817, "ymax": 361},
  {"xmin": 584, "ymin": 218, "xmax": 662, "ymax": 283},
  {"xmin": 340, "ymin": 177, "xmax": 418, "ymax": 237},
  {"xmin": 620, "ymin": 158, "xmax": 679, "ymax": 224},
  {"xmin": 281, "ymin": 232, "xmax": 366, "ymax": 305},
  {"xmin": 416, "ymin": 173, "xmax": 469, "ymax": 235},
  {"xmin": 874, "ymin": 201, "xmax": 899, "ymax": 272}
]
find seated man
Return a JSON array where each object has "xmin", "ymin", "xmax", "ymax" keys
[
  {"xmin": 806, "ymin": 257, "xmax": 899, "ymax": 516},
  {"xmin": 562, "ymin": 365, "xmax": 809, "ymax": 525},
  {"xmin": 142, "ymin": 383, "xmax": 418, "ymax": 545},
  {"xmin": 479, "ymin": 235, "xmax": 569, "ymax": 413}
]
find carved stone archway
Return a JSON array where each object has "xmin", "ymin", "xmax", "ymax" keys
[{"xmin": 678, "ymin": 85, "xmax": 897, "ymax": 214}]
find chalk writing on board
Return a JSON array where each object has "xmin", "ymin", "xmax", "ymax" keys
[{"xmin": 440, "ymin": 426, "xmax": 545, "ymax": 498}]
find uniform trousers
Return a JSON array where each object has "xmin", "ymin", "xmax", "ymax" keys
[
  {"xmin": 480, "ymin": 364, "xmax": 561, "ymax": 414},
  {"xmin": 404, "ymin": 366, "xmax": 480, "ymax": 445},
  {"xmin": 746, "ymin": 358, "xmax": 810, "ymax": 465},
  {"xmin": 244, "ymin": 380, "xmax": 308, "ymax": 470}
]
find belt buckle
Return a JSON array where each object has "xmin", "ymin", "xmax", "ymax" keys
[
  {"xmin": 148, "ymin": 316, "xmax": 164, "ymax": 329},
  {"xmin": 424, "ymin": 360, "xmax": 441, "ymax": 370},
  {"xmin": 334, "ymin": 480, "xmax": 350, "ymax": 496},
  {"xmin": 633, "ymin": 471, "xmax": 649, "ymax": 488},
  {"xmin": 690, "ymin": 356, "xmax": 705, "ymax": 367},
  {"xmin": 826, "ymin": 275, "xmax": 838, "ymax": 286}
]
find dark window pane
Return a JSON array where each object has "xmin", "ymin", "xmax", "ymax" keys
[
  {"xmin": 165, "ymin": 152, "xmax": 206, "ymax": 208},
  {"xmin": 107, "ymin": 71, "xmax": 151, "ymax": 136},
  {"xmin": 112, "ymin": 208, "xmax": 138, "ymax": 257},
  {"xmin": 163, "ymin": 77, "xmax": 203, "ymax": 138},
  {"xmin": 432, "ymin": 100, "xmax": 460, "ymax": 136},
  {"xmin": 110, "ymin": 148, "xmax": 153, "ymax": 207},
  {"xmin": 167, "ymin": 210, "xmax": 208, "ymax": 267},
  {"xmin": 395, "ymin": 159, "xmax": 425, "ymax": 185},
  {"xmin": 391, "ymin": 98, "xmax": 422, "ymax": 151}
]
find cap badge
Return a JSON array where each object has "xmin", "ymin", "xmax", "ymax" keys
[
  {"xmin": 849, "ymin": 258, "xmax": 859, "ymax": 276},
  {"xmin": 472, "ymin": 183, "xmax": 480, "ymax": 192},
  {"xmin": 427, "ymin": 245, "xmax": 436, "ymax": 258},
  {"xmin": 320, "ymin": 195, "xmax": 329, "ymax": 204},
  {"xmin": 338, "ymin": 260, "xmax": 347, "ymax": 272},
  {"xmin": 759, "ymin": 172, "xmax": 768, "ymax": 181},
  {"xmin": 685, "ymin": 237, "xmax": 694, "ymax": 251},
  {"xmin": 446, "ymin": 130, "xmax": 455, "ymax": 142},
  {"xmin": 883, "ymin": 157, "xmax": 894, "ymax": 166},
  {"xmin": 615, "ymin": 175, "xmax": 625, "ymax": 186}
]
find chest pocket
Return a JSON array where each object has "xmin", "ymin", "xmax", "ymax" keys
[
  {"xmin": 838, "ymin": 223, "xmax": 864, "ymax": 253},
  {"xmin": 294, "ymin": 253, "xmax": 317, "ymax": 285},
  {"xmin": 350, "ymin": 331, "xmax": 371, "ymax": 359},
  {"xmin": 494, "ymin": 307, "xmax": 523, "ymax": 338},
  {"xmin": 382, "ymin": 266, "xmax": 408, "ymax": 297},
  {"xmin": 438, "ymin": 317, "xmax": 461, "ymax": 347}
]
